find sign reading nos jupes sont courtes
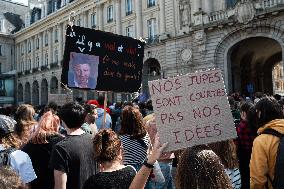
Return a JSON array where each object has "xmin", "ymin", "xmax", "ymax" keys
[
  {"xmin": 61, "ymin": 25, "xmax": 145, "ymax": 92},
  {"xmin": 149, "ymin": 69, "xmax": 237, "ymax": 152}
]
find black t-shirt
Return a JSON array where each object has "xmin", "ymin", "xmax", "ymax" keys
[
  {"xmin": 49, "ymin": 133, "xmax": 98, "ymax": 189},
  {"xmin": 22, "ymin": 134, "xmax": 64, "ymax": 189},
  {"xmin": 83, "ymin": 166, "xmax": 136, "ymax": 189}
]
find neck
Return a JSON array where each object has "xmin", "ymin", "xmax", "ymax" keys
[
  {"xmin": 66, "ymin": 127, "xmax": 85, "ymax": 135},
  {"xmin": 100, "ymin": 160, "xmax": 124, "ymax": 172}
]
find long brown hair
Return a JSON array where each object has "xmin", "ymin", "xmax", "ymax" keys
[
  {"xmin": 1, "ymin": 134, "xmax": 21, "ymax": 149},
  {"xmin": 29, "ymin": 111, "xmax": 60, "ymax": 144},
  {"xmin": 175, "ymin": 145, "xmax": 232, "ymax": 189},
  {"xmin": 208, "ymin": 139, "xmax": 239, "ymax": 169},
  {"xmin": 120, "ymin": 105, "xmax": 146, "ymax": 139},
  {"xmin": 93, "ymin": 129, "xmax": 121, "ymax": 163},
  {"xmin": 14, "ymin": 104, "xmax": 37, "ymax": 144}
]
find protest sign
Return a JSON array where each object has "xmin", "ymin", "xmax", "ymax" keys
[
  {"xmin": 148, "ymin": 69, "xmax": 237, "ymax": 152},
  {"xmin": 48, "ymin": 93, "xmax": 72, "ymax": 106},
  {"xmin": 61, "ymin": 25, "xmax": 145, "ymax": 92}
]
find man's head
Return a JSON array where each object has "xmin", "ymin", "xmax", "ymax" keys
[
  {"xmin": 73, "ymin": 63, "xmax": 91, "ymax": 87},
  {"xmin": 59, "ymin": 102, "xmax": 85, "ymax": 129},
  {"xmin": 84, "ymin": 104, "xmax": 98, "ymax": 124}
]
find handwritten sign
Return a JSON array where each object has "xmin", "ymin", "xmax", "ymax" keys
[
  {"xmin": 149, "ymin": 69, "xmax": 237, "ymax": 152},
  {"xmin": 61, "ymin": 25, "xmax": 145, "ymax": 92}
]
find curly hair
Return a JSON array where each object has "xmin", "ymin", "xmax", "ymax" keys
[
  {"xmin": 120, "ymin": 105, "xmax": 146, "ymax": 139},
  {"xmin": 14, "ymin": 104, "xmax": 37, "ymax": 144},
  {"xmin": 93, "ymin": 129, "xmax": 121, "ymax": 163},
  {"xmin": 175, "ymin": 145, "xmax": 232, "ymax": 189},
  {"xmin": 0, "ymin": 166, "xmax": 26, "ymax": 189},
  {"xmin": 29, "ymin": 111, "xmax": 60, "ymax": 144},
  {"xmin": 1, "ymin": 133, "xmax": 21, "ymax": 149},
  {"xmin": 208, "ymin": 139, "xmax": 239, "ymax": 169}
]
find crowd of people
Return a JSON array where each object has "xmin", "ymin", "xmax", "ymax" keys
[{"xmin": 0, "ymin": 91, "xmax": 283, "ymax": 189}]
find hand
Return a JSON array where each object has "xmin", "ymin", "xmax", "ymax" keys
[{"xmin": 147, "ymin": 134, "xmax": 168, "ymax": 165}]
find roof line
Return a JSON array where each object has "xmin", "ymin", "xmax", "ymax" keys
[{"xmin": 0, "ymin": 0, "xmax": 28, "ymax": 7}]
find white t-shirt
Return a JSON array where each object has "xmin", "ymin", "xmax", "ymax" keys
[{"xmin": 0, "ymin": 145, "xmax": 37, "ymax": 184}]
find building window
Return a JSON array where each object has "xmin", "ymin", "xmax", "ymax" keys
[
  {"xmin": 28, "ymin": 41, "xmax": 31, "ymax": 52},
  {"xmin": 147, "ymin": 18, "xmax": 156, "ymax": 39},
  {"xmin": 35, "ymin": 56, "xmax": 39, "ymax": 68},
  {"xmin": 36, "ymin": 37, "xmax": 39, "ymax": 49},
  {"xmin": 107, "ymin": 5, "xmax": 114, "ymax": 23},
  {"xmin": 0, "ymin": 63, "xmax": 2, "ymax": 73},
  {"xmin": 28, "ymin": 59, "xmax": 31, "ymax": 70},
  {"xmin": 54, "ymin": 48, "xmax": 58, "ymax": 63},
  {"xmin": 147, "ymin": 0, "xmax": 156, "ymax": 8},
  {"xmin": 91, "ymin": 13, "xmax": 97, "ymax": 28},
  {"xmin": 0, "ymin": 20, "xmax": 2, "ymax": 32},
  {"xmin": 226, "ymin": 0, "xmax": 238, "ymax": 9},
  {"xmin": 45, "ymin": 53, "xmax": 48, "ymax": 65},
  {"xmin": 21, "ymin": 45, "xmax": 24, "ymax": 55},
  {"xmin": 0, "ymin": 45, "xmax": 2, "ymax": 56},
  {"xmin": 45, "ymin": 33, "xmax": 48, "ymax": 46},
  {"xmin": 126, "ymin": 0, "xmax": 133, "ymax": 16},
  {"xmin": 126, "ymin": 25, "xmax": 134, "ymax": 38},
  {"xmin": 77, "ymin": 19, "xmax": 81, "ymax": 26},
  {"xmin": 54, "ymin": 29, "xmax": 58, "ymax": 42}
]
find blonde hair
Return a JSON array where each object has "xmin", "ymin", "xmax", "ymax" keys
[
  {"xmin": 0, "ymin": 166, "xmax": 26, "ymax": 189},
  {"xmin": 30, "ymin": 111, "xmax": 60, "ymax": 144},
  {"xmin": 14, "ymin": 104, "xmax": 37, "ymax": 144},
  {"xmin": 1, "ymin": 133, "xmax": 21, "ymax": 149}
]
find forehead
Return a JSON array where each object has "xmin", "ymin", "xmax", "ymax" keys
[{"xmin": 80, "ymin": 64, "xmax": 90, "ymax": 69}]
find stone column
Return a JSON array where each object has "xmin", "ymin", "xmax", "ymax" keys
[
  {"xmin": 192, "ymin": 0, "xmax": 202, "ymax": 14},
  {"xmin": 88, "ymin": 10, "xmax": 92, "ymax": 28},
  {"xmin": 31, "ymin": 37, "xmax": 34, "ymax": 70},
  {"xmin": 98, "ymin": 4, "xmax": 104, "ymax": 30},
  {"xmin": 203, "ymin": 0, "xmax": 213, "ymax": 14},
  {"xmin": 135, "ymin": 0, "xmax": 143, "ymax": 38},
  {"xmin": 16, "ymin": 45, "xmax": 20, "ymax": 72},
  {"xmin": 159, "ymin": 0, "xmax": 166, "ymax": 34},
  {"xmin": 24, "ymin": 40, "xmax": 27, "ymax": 71},
  {"xmin": 82, "ymin": 11, "xmax": 88, "ymax": 27},
  {"xmin": 39, "ymin": 32, "xmax": 43, "ymax": 68},
  {"xmin": 48, "ymin": 28, "xmax": 53, "ymax": 67},
  {"xmin": 58, "ymin": 23, "xmax": 63, "ymax": 66},
  {"xmin": 44, "ymin": 1, "xmax": 48, "ymax": 17},
  {"xmin": 115, "ymin": 0, "xmax": 122, "ymax": 34}
]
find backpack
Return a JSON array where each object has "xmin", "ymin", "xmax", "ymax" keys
[
  {"xmin": 261, "ymin": 129, "xmax": 284, "ymax": 189},
  {"xmin": 0, "ymin": 147, "xmax": 16, "ymax": 166}
]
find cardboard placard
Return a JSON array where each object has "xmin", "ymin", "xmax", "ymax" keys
[
  {"xmin": 148, "ymin": 69, "xmax": 237, "ymax": 152},
  {"xmin": 61, "ymin": 25, "xmax": 145, "ymax": 92}
]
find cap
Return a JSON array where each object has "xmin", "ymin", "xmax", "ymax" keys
[
  {"xmin": 0, "ymin": 115, "xmax": 16, "ymax": 138},
  {"xmin": 87, "ymin": 100, "xmax": 99, "ymax": 106}
]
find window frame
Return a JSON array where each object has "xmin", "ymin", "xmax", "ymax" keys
[
  {"xmin": 147, "ymin": 0, "xmax": 156, "ymax": 8},
  {"xmin": 107, "ymin": 5, "xmax": 114, "ymax": 23},
  {"xmin": 91, "ymin": 13, "xmax": 97, "ymax": 28},
  {"xmin": 126, "ymin": 0, "xmax": 133, "ymax": 16}
]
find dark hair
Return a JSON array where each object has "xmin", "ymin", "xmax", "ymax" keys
[
  {"xmin": 83, "ymin": 104, "xmax": 97, "ymax": 114},
  {"xmin": 45, "ymin": 101, "xmax": 58, "ymax": 114},
  {"xmin": 240, "ymin": 101, "xmax": 254, "ymax": 113},
  {"xmin": 120, "ymin": 105, "xmax": 146, "ymax": 139},
  {"xmin": 93, "ymin": 129, "xmax": 121, "ymax": 163},
  {"xmin": 146, "ymin": 100, "xmax": 153, "ymax": 111},
  {"xmin": 175, "ymin": 145, "xmax": 232, "ymax": 189},
  {"xmin": 59, "ymin": 102, "xmax": 85, "ymax": 129},
  {"xmin": 97, "ymin": 96, "xmax": 105, "ymax": 106},
  {"xmin": 255, "ymin": 96, "xmax": 283, "ymax": 128},
  {"xmin": 208, "ymin": 140, "xmax": 239, "ymax": 169}
]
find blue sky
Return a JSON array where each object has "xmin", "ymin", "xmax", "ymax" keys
[{"xmin": 12, "ymin": 0, "xmax": 28, "ymax": 5}]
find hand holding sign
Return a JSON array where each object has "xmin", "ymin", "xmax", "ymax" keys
[{"xmin": 148, "ymin": 69, "xmax": 237, "ymax": 152}]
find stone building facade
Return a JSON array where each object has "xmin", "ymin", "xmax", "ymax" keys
[{"xmin": 14, "ymin": 0, "xmax": 284, "ymax": 105}]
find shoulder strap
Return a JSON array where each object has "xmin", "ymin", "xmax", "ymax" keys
[{"xmin": 261, "ymin": 129, "xmax": 283, "ymax": 138}]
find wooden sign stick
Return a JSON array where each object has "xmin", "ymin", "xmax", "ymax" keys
[{"xmin": 102, "ymin": 92, "xmax": 108, "ymax": 129}]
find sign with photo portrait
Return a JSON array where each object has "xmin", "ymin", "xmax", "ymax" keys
[{"xmin": 61, "ymin": 25, "xmax": 145, "ymax": 92}]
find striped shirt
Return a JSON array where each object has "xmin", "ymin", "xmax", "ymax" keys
[
  {"xmin": 225, "ymin": 168, "xmax": 242, "ymax": 189},
  {"xmin": 120, "ymin": 134, "xmax": 150, "ymax": 166}
]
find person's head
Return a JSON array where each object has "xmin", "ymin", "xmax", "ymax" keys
[
  {"xmin": 175, "ymin": 145, "xmax": 232, "ymax": 189},
  {"xmin": 29, "ymin": 111, "xmax": 60, "ymax": 144},
  {"xmin": 146, "ymin": 100, "xmax": 153, "ymax": 111},
  {"xmin": 84, "ymin": 104, "xmax": 98, "ymax": 124},
  {"xmin": 208, "ymin": 139, "xmax": 239, "ymax": 169},
  {"xmin": 0, "ymin": 115, "xmax": 20, "ymax": 149},
  {"xmin": 240, "ymin": 101, "xmax": 254, "ymax": 121},
  {"xmin": 93, "ymin": 129, "xmax": 122, "ymax": 164},
  {"xmin": 14, "ymin": 104, "xmax": 36, "ymax": 143},
  {"xmin": 255, "ymin": 96, "xmax": 283, "ymax": 129},
  {"xmin": 44, "ymin": 101, "xmax": 58, "ymax": 114},
  {"xmin": 97, "ymin": 96, "xmax": 105, "ymax": 106},
  {"xmin": 0, "ymin": 166, "xmax": 26, "ymax": 189},
  {"xmin": 120, "ymin": 105, "xmax": 146, "ymax": 139},
  {"xmin": 228, "ymin": 96, "xmax": 237, "ymax": 110},
  {"xmin": 73, "ymin": 63, "xmax": 91, "ymax": 87},
  {"xmin": 59, "ymin": 102, "xmax": 85, "ymax": 129}
]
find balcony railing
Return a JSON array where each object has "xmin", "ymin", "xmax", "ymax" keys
[
  {"xmin": 208, "ymin": 11, "xmax": 228, "ymax": 23},
  {"xmin": 126, "ymin": 11, "xmax": 133, "ymax": 16},
  {"xmin": 145, "ymin": 35, "xmax": 160, "ymax": 45}
]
